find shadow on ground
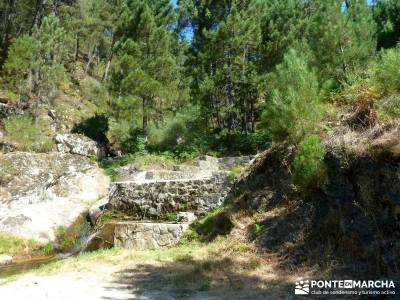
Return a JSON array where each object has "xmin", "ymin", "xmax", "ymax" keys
[{"xmin": 101, "ymin": 255, "xmax": 295, "ymax": 300}]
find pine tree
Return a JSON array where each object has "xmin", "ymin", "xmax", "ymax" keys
[
  {"xmin": 306, "ymin": 0, "xmax": 376, "ymax": 85},
  {"xmin": 262, "ymin": 49, "xmax": 322, "ymax": 142},
  {"xmin": 5, "ymin": 14, "xmax": 67, "ymax": 117},
  {"xmin": 108, "ymin": 0, "xmax": 184, "ymax": 137}
]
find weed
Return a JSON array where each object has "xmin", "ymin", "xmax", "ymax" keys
[
  {"xmin": 55, "ymin": 226, "xmax": 66, "ymax": 237},
  {"xmin": 293, "ymin": 134, "xmax": 327, "ymax": 192},
  {"xmin": 227, "ymin": 165, "xmax": 245, "ymax": 180},
  {"xmin": 40, "ymin": 243, "xmax": 55, "ymax": 256},
  {"xmin": 253, "ymin": 223, "xmax": 263, "ymax": 237},
  {"xmin": 199, "ymin": 280, "xmax": 211, "ymax": 291},
  {"xmin": 61, "ymin": 237, "xmax": 75, "ymax": 251},
  {"xmin": 166, "ymin": 212, "xmax": 177, "ymax": 222},
  {"xmin": 0, "ymin": 234, "xmax": 41, "ymax": 256}
]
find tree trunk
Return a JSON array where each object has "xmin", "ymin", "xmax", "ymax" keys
[
  {"xmin": 74, "ymin": 32, "xmax": 80, "ymax": 61},
  {"xmin": 32, "ymin": 0, "xmax": 46, "ymax": 30},
  {"xmin": 250, "ymin": 96, "xmax": 255, "ymax": 133},
  {"xmin": 142, "ymin": 97, "xmax": 149, "ymax": 137},
  {"xmin": 52, "ymin": 0, "xmax": 61, "ymax": 15},
  {"xmin": 102, "ymin": 35, "xmax": 116, "ymax": 81},
  {"xmin": 0, "ymin": 0, "xmax": 16, "ymax": 68},
  {"xmin": 85, "ymin": 42, "xmax": 97, "ymax": 74}
]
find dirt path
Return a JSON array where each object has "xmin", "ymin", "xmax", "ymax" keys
[
  {"xmin": 0, "ymin": 272, "xmax": 134, "ymax": 300},
  {"xmin": 0, "ymin": 257, "xmax": 297, "ymax": 300}
]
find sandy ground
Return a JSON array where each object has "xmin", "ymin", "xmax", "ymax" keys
[
  {"xmin": 0, "ymin": 257, "xmax": 297, "ymax": 300},
  {"xmin": 0, "ymin": 272, "xmax": 134, "ymax": 300}
]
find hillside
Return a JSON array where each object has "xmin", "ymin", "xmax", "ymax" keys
[{"xmin": 1, "ymin": 0, "xmax": 400, "ymax": 299}]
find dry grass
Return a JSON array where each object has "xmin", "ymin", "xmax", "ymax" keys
[{"xmin": 23, "ymin": 236, "xmax": 307, "ymax": 299}]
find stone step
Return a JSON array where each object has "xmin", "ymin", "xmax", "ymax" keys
[
  {"xmin": 85, "ymin": 221, "xmax": 189, "ymax": 251},
  {"xmin": 116, "ymin": 155, "xmax": 254, "ymax": 182}
]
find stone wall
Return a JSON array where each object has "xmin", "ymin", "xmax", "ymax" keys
[
  {"xmin": 109, "ymin": 175, "xmax": 231, "ymax": 219},
  {"xmin": 114, "ymin": 222, "xmax": 189, "ymax": 249},
  {"xmin": 93, "ymin": 154, "xmax": 256, "ymax": 250}
]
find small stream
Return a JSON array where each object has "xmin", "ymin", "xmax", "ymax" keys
[
  {"xmin": 0, "ymin": 256, "xmax": 59, "ymax": 278},
  {"xmin": 0, "ymin": 217, "xmax": 99, "ymax": 279}
]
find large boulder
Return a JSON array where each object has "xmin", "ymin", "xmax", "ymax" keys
[
  {"xmin": 55, "ymin": 133, "xmax": 105, "ymax": 159},
  {"xmin": 0, "ymin": 152, "xmax": 110, "ymax": 243}
]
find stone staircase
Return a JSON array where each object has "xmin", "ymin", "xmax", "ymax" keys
[{"xmin": 87, "ymin": 155, "xmax": 254, "ymax": 251}]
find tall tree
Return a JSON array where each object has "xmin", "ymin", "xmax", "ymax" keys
[
  {"xmin": 0, "ymin": 0, "xmax": 16, "ymax": 67},
  {"xmin": 198, "ymin": 2, "xmax": 262, "ymax": 140},
  {"xmin": 108, "ymin": 0, "xmax": 184, "ymax": 137},
  {"xmin": 5, "ymin": 14, "xmax": 67, "ymax": 117},
  {"xmin": 373, "ymin": 0, "xmax": 400, "ymax": 49}
]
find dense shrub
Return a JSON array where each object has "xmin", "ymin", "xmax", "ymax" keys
[
  {"xmin": 373, "ymin": 46, "xmax": 400, "ymax": 94},
  {"xmin": 377, "ymin": 94, "xmax": 400, "ymax": 121},
  {"xmin": 4, "ymin": 115, "xmax": 53, "ymax": 152},
  {"xmin": 80, "ymin": 78, "xmax": 109, "ymax": 110},
  {"xmin": 262, "ymin": 49, "xmax": 322, "ymax": 142},
  {"xmin": 107, "ymin": 120, "xmax": 146, "ymax": 154},
  {"xmin": 293, "ymin": 135, "xmax": 326, "ymax": 192},
  {"xmin": 148, "ymin": 106, "xmax": 203, "ymax": 154},
  {"xmin": 196, "ymin": 131, "xmax": 270, "ymax": 156}
]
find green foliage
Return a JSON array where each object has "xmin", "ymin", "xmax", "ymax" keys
[
  {"xmin": 198, "ymin": 280, "xmax": 211, "ymax": 291},
  {"xmin": 262, "ymin": 49, "xmax": 322, "ymax": 142},
  {"xmin": 374, "ymin": 0, "xmax": 400, "ymax": 49},
  {"xmin": 166, "ymin": 212, "xmax": 178, "ymax": 223},
  {"xmin": 107, "ymin": 120, "xmax": 147, "ymax": 154},
  {"xmin": 293, "ymin": 135, "xmax": 326, "ymax": 192},
  {"xmin": 3, "ymin": 36, "xmax": 38, "ymax": 86},
  {"xmin": 252, "ymin": 223, "xmax": 263, "ymax": 237},
  {"xmin": 377, "ymin": 95, "xmax": 400, "ymax": 121},
  {"xmin": 373, "ymin": 46, "xmax": 400, "ymax": 94},
  {"xmin": 61, "ymin": 237, "xmax": 75, "ymax": 251},
  {"xmin": 0, "ymin": 234, "xmax": 41, "ymax": 256},
  {"xmin": 40, "ymin": 243, "xmax": 55, "ymax": 256},
  {"xmin": 5, "ymin": 14, "xmax": 67, "ymax": 114},
  {"xmin": 55, "ymin": 226, "xmax": 66, "ymax": 237},
  {"xmin": 188, "ymin": 2, "xmax": 263, "ymax": 141},
  {"xmin": 227, "ymin": 166, "xmax": 245, "ymax": 181},
  {"xmin": 97, "ymin": 210, "xmax": 117, "ymax": 224},
  {"xmin": 4, "ymin": 115, "xmax": 53, "ymax": 152},
  {"xmin": 108, "ymin": 0, "xmax": 187, "ymax": 136}
]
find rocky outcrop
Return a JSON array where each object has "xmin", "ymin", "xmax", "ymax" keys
[
  {"xmin": 55, "ymin": 133, "xmax": 105, "ymax": 159},
  {"xmin": 0, "ymin": 152, "xmax": 109, "ymax": 243}
]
